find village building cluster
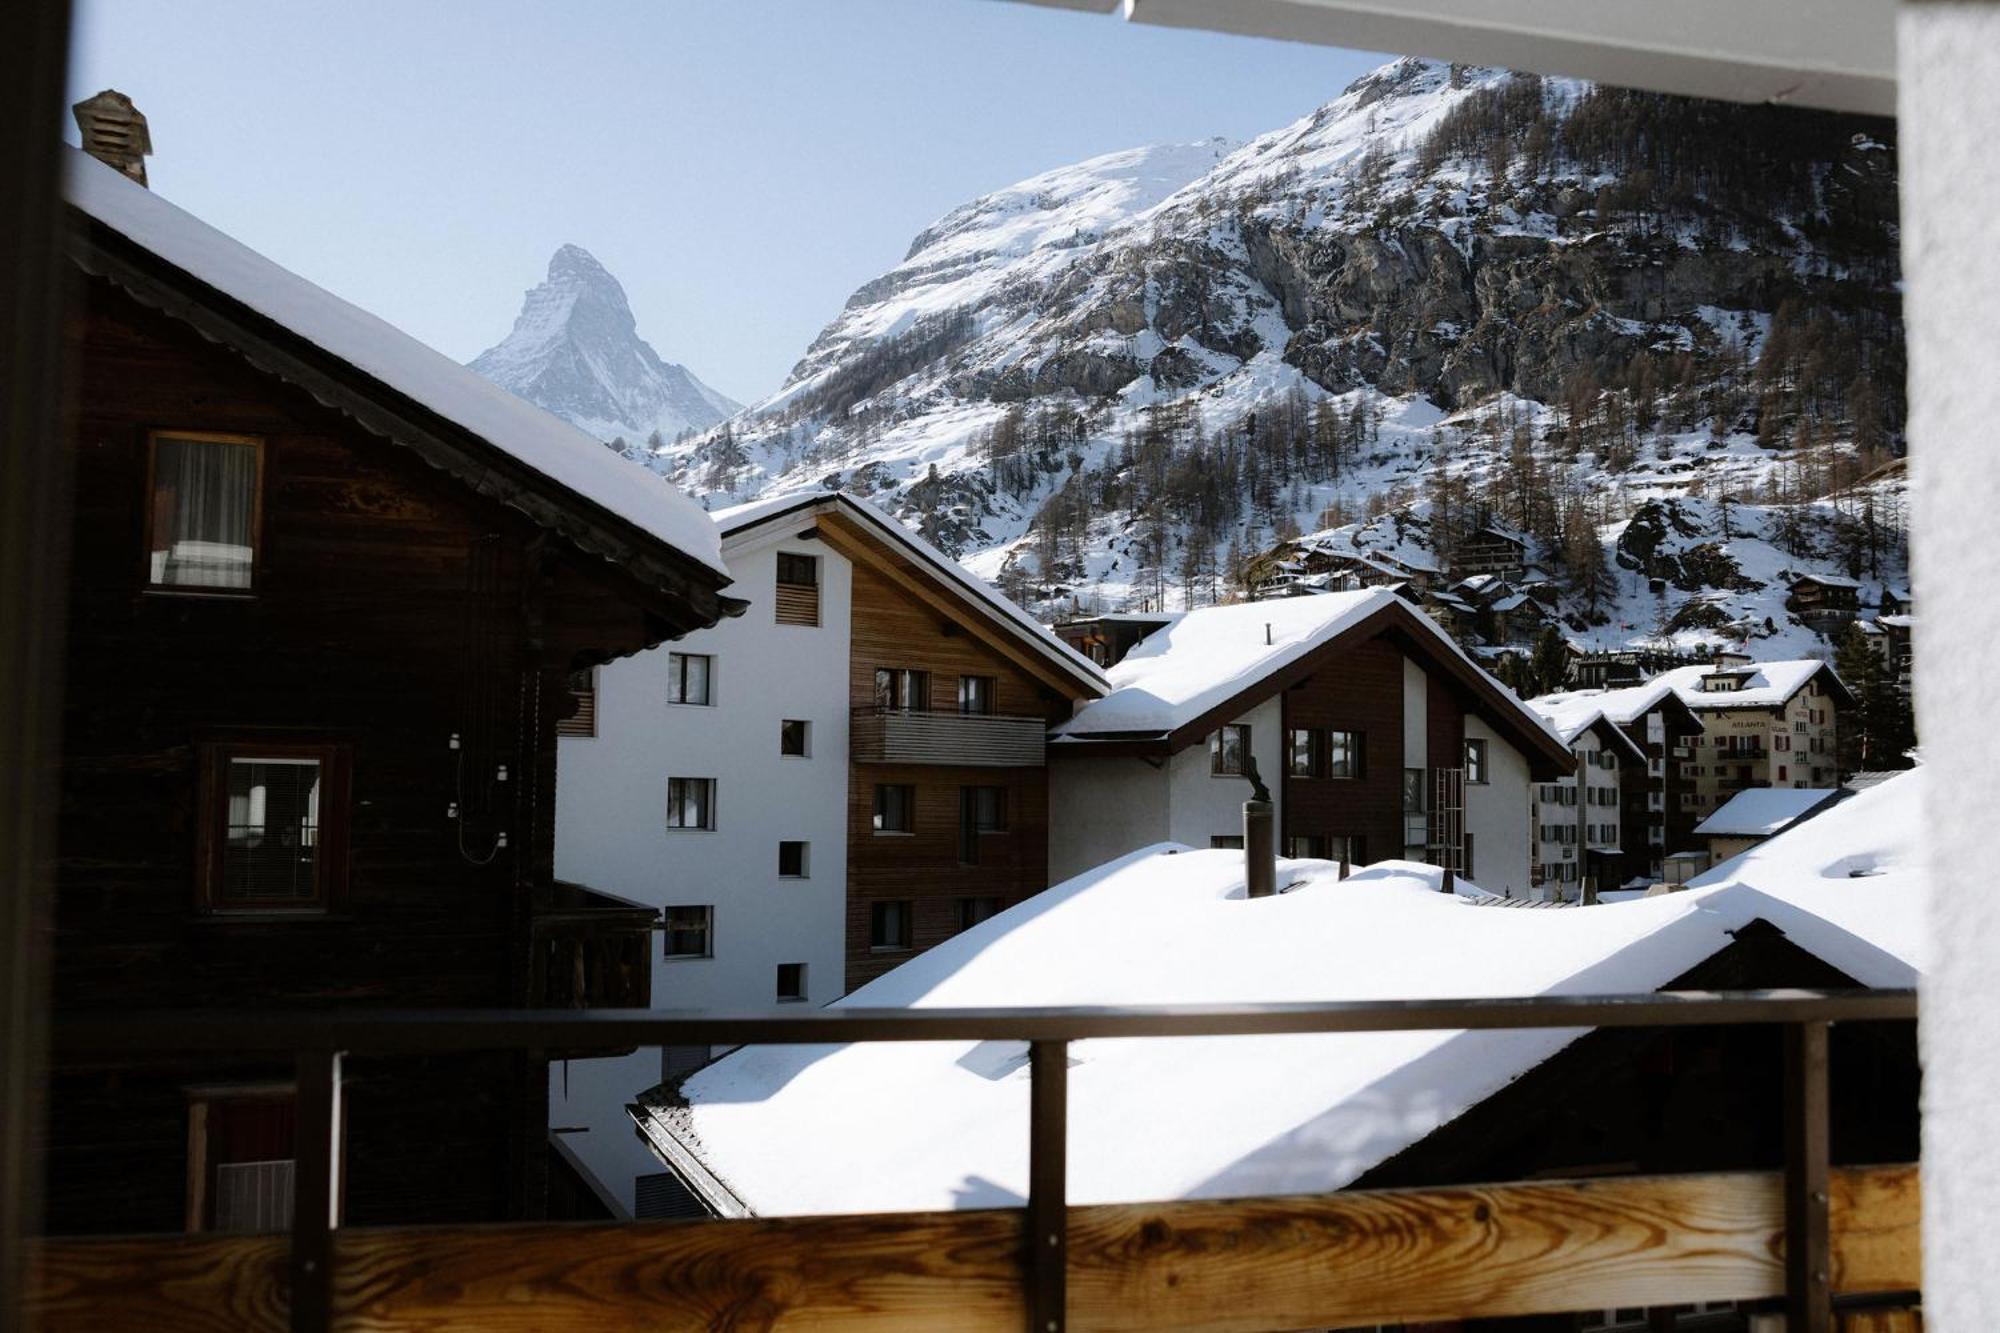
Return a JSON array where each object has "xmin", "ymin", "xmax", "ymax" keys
[{"xmin": 36, "ymin": 107, "xmax": 1908, "ymax": 1265}]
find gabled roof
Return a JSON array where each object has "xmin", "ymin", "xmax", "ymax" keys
[
  {"xmin": 1525, "ymin": 697, "xmax": 1649, "ymax": 765},
  {"xmin": 713, "ymin": 489, "xmax": 1107, "ymax": 699},
  {"xmin": 1657, "ymin": 659, "xmax": 1854, "ymax": 711},
  {"xmin": 1049, "ymin": 589, "xmax": 1572, "ymax": 777},
  {"xmin": 636, "ymin": 772, "xmax": 1922, "ymax": 1217},
  {"xmin": 61, "ymin": 147, "xmax": 734, "ymax": 618},
  {"xmin": 1694, "ymin": 787, "xmax": 1845, "ymax": 838},
  {"xmin": 1531, "ymin": 680, "xmax": 1703, "ymax": 737},
  {"xmin": 1792, "ymin": 572, "xmax": 1864, "ymax": 589}
]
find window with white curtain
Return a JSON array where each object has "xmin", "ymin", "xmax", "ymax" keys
[{"xmin": 147, "ymin": 432, "xmax": 259, "ymax": 590}]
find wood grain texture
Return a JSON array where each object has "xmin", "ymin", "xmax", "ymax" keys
[{"xmin": 27, "ymin": 1165, "xmax": 1918, "ymax": 1332}]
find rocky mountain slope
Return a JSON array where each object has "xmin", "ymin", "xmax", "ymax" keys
[
  {"xmin": 470, "ymin": 244, "xmax": 738, "ymax": 445},
  {"xmin": 655, "ymin": 58, "xmax": 1906, "ymax": 657}
]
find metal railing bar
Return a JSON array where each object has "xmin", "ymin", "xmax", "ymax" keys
[
  {"xmin": 291, "ymin": 1049, "xmax": 339, "ymax": 1333},
  {"xmin": 1785, "ymin": 1020, "xmax": 1833, "ymax": 1333},
  {"xmin": 49, "ymin": 988, "xmax": 1917, "ymax": 1055},
  {"xmin": 1028, "ymin": 1039, "xmax": 1067, "ymax": 1333}
]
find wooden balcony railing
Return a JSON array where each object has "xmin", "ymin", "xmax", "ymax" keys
[
  {"xmin": 531, "ymin": 882, "xmax": 656, "ymax": 1012},
  {"xmin": 851, "ymin": 705, "xmax": 1047, "ymax": 766},
  {"xmin": 33, "ymin": 989, "xmax": 1918, "ymax": 1333}
]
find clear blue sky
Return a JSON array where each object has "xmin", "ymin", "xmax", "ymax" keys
[{"xmin": 67, "ymin": 1, "xmax": 1380, "ymax": 404}]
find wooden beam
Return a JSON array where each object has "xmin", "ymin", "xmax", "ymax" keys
[{"xmin": 28, "ymin": 1166, "xmax": 1918, "ymax": 1332}]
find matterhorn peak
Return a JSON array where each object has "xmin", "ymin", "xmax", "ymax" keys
[{"xmin": 470, "ymin": 245, "xmax": 739, "ymax": 445}]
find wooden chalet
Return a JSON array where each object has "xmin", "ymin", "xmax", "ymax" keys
[
  {"xmin": 1788, "ymin": 573, "xmax": 1865, "ymax": 630},
  {"xmin": 1452, "ymin": 524, "xmax": 1530, "ymax": 579},
  {"xmin": 43, "ymin": 137, "xmax": 739, "ymax": 1234}
]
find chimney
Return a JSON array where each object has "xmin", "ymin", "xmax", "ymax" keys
[
  {"xmin": 73, "ymin": 90, "xmax": 152, "ymax": 186},
  {"xmin": 1241, "ymin": 756, "xmax": 1276, "ymax": 899}
]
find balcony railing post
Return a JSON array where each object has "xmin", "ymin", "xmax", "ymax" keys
[
  {"xmin": 1783, "ymin": 1020, "xmax": 1831, "ymax": 1333},
  {"xmin": 292, "ymin": 1048, "xmax": 342, "ymax": 1333},
  {"xmin": 1028, "ymin": 1039, "xmax": 1067, "ymax": 1333}
]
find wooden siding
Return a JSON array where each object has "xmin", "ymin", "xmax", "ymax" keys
[
  {"xmin": 845, "ymin": 559, "xmax": 1065, "ymax": 987},
  {"xmin": 44, "ymin": 279, "xmax": 672, "ymax": 1233},
  {"xmin": 26, "ymin": 1163, "xmax": 1919, "ymax": 1332},
  {"xmin": 1280, "ymin": 635, "xmax": 1408, "ymax": 865},
  {"xmin": 773, "ymin": 582, "xmax": 819, "ymax": 627},
  {"xmin": 850, "ymin": 709, "xmax": 1046, "ymax": 766}
]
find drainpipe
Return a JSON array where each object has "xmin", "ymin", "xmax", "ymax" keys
[{"xmin": 1242, "ymin": 756, "xmax": 1275, "ymax": 899}]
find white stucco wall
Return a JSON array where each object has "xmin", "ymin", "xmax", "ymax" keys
[
  {"xmin": 1048, "ymin": 754, "xmax": 1170, "ymax": 883},
  {"xmin": 1462, "ymin": 717, "xmax": 1531, "ymax": 897},
  {"xmin": 1904, "ymin": 9, "xmax": 2000, "ymax": 1326},
  {"xmin": 1165, "ymin": 697, "xmax": 1285, "ymax": 850},
  {"xmin": 548, "ymin": 522, "xmax": 854, "ymax": 1214}
]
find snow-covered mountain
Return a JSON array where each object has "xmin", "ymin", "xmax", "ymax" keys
[
  {"xmin": 651, "ymin": 58, "xmax": 1906, "ymax": 658},
  {"xmin": 470, "ymin": 244, "xmax": 739, "ymax": 446}
]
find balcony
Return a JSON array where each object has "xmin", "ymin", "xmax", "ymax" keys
[
  {"xmin": 530, "ymin": 882, "xmax": 656, "ymax": 1012},
  {"xmin": 31, "ymin": 991, "xmax": 1918, "ymax": 1332},
  {"xmin": 851, "ymin": 706, "xmax": 1047, "ymax": 766}
]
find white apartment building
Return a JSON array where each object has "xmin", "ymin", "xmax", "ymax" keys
[{"xmin": 1524, "ymin": 705, "xmax": 1646, "ymax": 900}]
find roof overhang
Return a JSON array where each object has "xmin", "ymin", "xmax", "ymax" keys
[
  {"xmin": 722, "ymin": 491, "xmax": 1107, "ymax": 701},
  {"xmin": 1010, "ymin": 0, "xmax": 1895, "ymax": 116}
]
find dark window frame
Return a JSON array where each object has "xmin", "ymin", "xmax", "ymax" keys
[
  {"xmin": 779, "ymin": 718, "xmax": 811, "ymax": 757},
  {"xmin": 666, "ymin": 776, "xmax": 716, "ymax": 831},
  {"xmin": 957, "ymin": 674, "xmax": 996, "ymax": 716},
  {"xmin": 142, "ymin": 429, "xmax": 266, "ymax": 597},
  {"xmin": 775, "ymin": 552, "xmax": 819, "ymax": 587},
  {"xmin": 778, "ymin": 840, "xmax": 810, "ymax": 878},
  {"xmin": 1328, "ymin": 730, "xmax": 1363, "ymax": 779},
  {"xmin": 1210, "ymin": 723, "xmax": 1251, "ymax": 777},
  {"xmin": 184, "ymin": 1082, "xmax": 318, "ymax": 1234},
  {"xmin": 662, "ymin": 905, "xmax": 715, "ymax": 960},
  {"xmin": 1464, "ymin": 738, "xmax": 1490, "ymax": 785},
  {"xmin": 873, "ymin": 783, "xmax": 916, "ymax": 834},
  {"xmin": 956, "ymin": 896, "xmax": 1003, "ymax": 932},
  {"xmin": 195, "ymin": 738, "xmax": 351, "ymax": 916},
  {"xmin": 666, "ymin": 652, "xmax": 713, "ymax": 706},
  {"xmin": 775, "ymin": 962, "xmax": 807, "ymax": 1003},
  {"xmin": 869, "ymin": 899, "xmax": 915, "ymax": 953},
  {"xmin": 873, "ymin": 667, "xmax": 930, "ymax": 712}
]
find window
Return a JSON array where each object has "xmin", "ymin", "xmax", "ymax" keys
[
  {"xmin": 774, "ymin": 552, "xmax": 820, "ymax": 626},
  {"xmin": 1210, "ymin": 724, "xmax": 1250, "ymax": 776},
  {"xmin": 1209, "ymin": 835, "xmax": 1245, "ymax": 850},
  {"xmin": 197, "ymin": 742, "xmax": 349, "ymax": 913},
  {"xmin": 557, "ymin": 669, "xmax": 597, "ymax": 738},
  {"xmin": 1464, "ymin": 738, "xmax": 1489, "ymax": 785},
  {"xmin": 780, "ymin": 718, "xmax": 811, "ymax": 757},
  {"xmin": 1402, "ymin": 768, "xmax": 1427, "ymax": 812},
  {"xmin": 666, "ymin": 777, "xmax": 715, "ymax": 830},
  {"xmin": 667, "ymin": 653, "xmax": 712, "ymax": 705},
  {"xmin": 874, "ymin": 783, "xmax": 915, "ymax": 833},
  {"xmin": 958, "ymin": 675, "xmax": 995, "ymax": 716},
  {"xmin": 146, "ymin": 431, "xmax": 262, "ymax": 592},
  {"xmin": 870, "ymin": 900, "xmax": 914, "ymax": 952},
  {"xmin": 959, "ymin": 785, "xmax": 1007, "ymax": 863},
  {"xmin": 1328, "ymin": 730, "xmax": 1361, "ymax": 778},
  {"xmin": 1463, "ymin": 832, "xmax": 1475, "ymax": 878},
  {"xmin": 775, "ymin": 962, "xmax": 807, "ymax": 1002},
  {"xmin": 662, "ymin": 906, "xmax": 714, "ymax": 959},
  {"xmin": 634, "ymin": 1171, "xmax": 706, "ymax": 1221},
  {"xmin": 873, "ymin": 667, "xmax": 929, "ymax": 712},
  {"xmin": 187, "ymin": 1089, "xmax": 299, "ymax": 1233},
  {"xmin": 1285, "ymin": 834, "xmax": 1330, "ymax": 858},
  {"xmin": 1287, "ymin": 729, "xmax": 1320, "ymax": 778},
  {"xmin": 957, "ymin": 896, "xmax": 1003, "ymax": 932},
  {"xmin": 778, "ymin": 841, "xmax": 809, "ymax": 878}
]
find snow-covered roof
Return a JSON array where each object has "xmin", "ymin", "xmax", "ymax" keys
[
  {"xmin": 1050, "ymin": 589, "xmax": 1558, "ymax": 750},
  {"xmin": 62, "ymin": 147, "xmax": 728, "ymax": 579},
  {"xmin": 646, "ymin": 772, "xmax": 1923, "ymax": 1216},
  {"xmin": 1792, "ymin": 572, "xmax": 1864, "ymax": 589},
  {"xmin": 1693, "ymin": 787, "xmax": 1843, "ymax": 837},
  {"xmin": 1878, "ymin": 614, "xmax": 1915, "ymax": 629},
  {"xmin": 1524, "ymin": 695, "xmax": 1647, "ymax": 762},
  {"xmin": 1655, "ymin": 659, "xmax": 1846, "ymax": 710},
  {"xmin": 711, "ymin": 489, "xmax": 1107, "ymax": 695}
]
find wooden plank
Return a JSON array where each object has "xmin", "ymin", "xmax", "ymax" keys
[
  {"xmin": 29, "ymin": 1231, "xmax": 290, "ymax": 1333},
  {"xmin": 29, "ymin": 1166, "xmax": 1918, "ymax": 1332}
]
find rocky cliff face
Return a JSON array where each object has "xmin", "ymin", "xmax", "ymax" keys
[
  {"xmin": 650, "ymin": 58, "xmax": 1904, "ymax": 653},
  {"xmin": 470, "ymin": 244, "xmax": 738, "ymax": 446}
]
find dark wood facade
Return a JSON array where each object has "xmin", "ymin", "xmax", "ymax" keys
[
  {"xmin": 1279, "ymin": 636, "xmax": 1408, "ymax": 866},
  {"xmin": 840, "ymin": 554, "xmax": 1070, "ymax": 987},
  {"xmin": 44, "ymin": 245, "xmax": 727, "ymax": 1234}
]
